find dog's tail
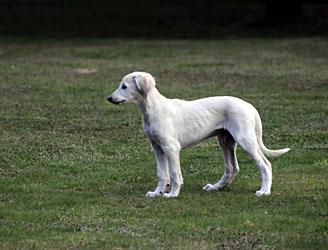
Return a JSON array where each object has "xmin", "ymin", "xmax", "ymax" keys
[
  {"xmin": 255, "ymin": 112, "xmax": 290, "ymax": 157},
  {"xmin": 260, "ymin": 143, "xmax": 290, "ymax": 157}
]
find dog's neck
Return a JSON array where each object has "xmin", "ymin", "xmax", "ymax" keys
[{"xmin": 137, "ymin": 87, "xmax": 165, "ymax": 121}]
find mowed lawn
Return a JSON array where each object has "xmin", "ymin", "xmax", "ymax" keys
[{"xmin": 0, "ymin": 37, "xmax": 327, "ymax": 249}]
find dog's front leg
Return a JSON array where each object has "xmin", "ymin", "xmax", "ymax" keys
[
  {"xmin": 145, "ymin": 149, "xmax": 170, "ymax": 197},
  {"xmin": 163, "ymin": 150, "xmax": 183, "ymax": 198}
]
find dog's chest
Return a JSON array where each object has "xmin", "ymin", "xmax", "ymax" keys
[
  {"xmin": 142, "ymin": 114, "xmax": 164, "ymax": 142},
  {"xmin": 143, "ymin": 116, "xmax": 157, "ymax": 135}
]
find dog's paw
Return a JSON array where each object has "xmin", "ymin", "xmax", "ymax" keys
[
  {"xmin": 163, "ymin": 192, "xmax": 178, "ymax": 198},
  {"xmin": 203, "ymin": 184, "xmax": 218, "ymax": 191},
  {"xmin": 255, "ymin": 190, "xmax": 271, "ymax": 196},
  {"xmin": 145, "ymin": 191, "xmax": 162, "ymax": 197}
]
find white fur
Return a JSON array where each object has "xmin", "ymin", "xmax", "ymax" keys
[{"xmin": 107, "ymin": 72, "xmax": 290, "ymax": 198}]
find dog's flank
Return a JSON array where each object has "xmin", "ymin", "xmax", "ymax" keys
[{"xmin": 108, "ymin": 72, "xmax": 290, "ymax": 198}]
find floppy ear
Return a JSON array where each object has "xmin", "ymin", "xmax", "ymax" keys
[{"xmin": 134, "ymin": 74, "xmax": 156, "ymax": 97}]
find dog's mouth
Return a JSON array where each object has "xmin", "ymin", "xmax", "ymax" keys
[
  {"xmin": 113, "ymin": 100, "xmax": 126, "ymax": 105},
  {"xmin": 107, "ymin": 97, "xmax": 126, "ymax": 105}
]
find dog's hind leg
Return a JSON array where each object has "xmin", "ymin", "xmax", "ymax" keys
[
  {"xmin": 203, "ymin": 130, "xmax": 239, "ymax": 191},
  {"xmin": 254, "ymin": 152, "xmax": 272, "ymax": 196},
  {"xmin": 235, "ymin": 135, "xmax": 272, "ymax": 196}
]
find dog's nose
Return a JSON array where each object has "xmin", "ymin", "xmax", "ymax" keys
[{"xmin": 107, "ymin": 96, "xmax": 113, "ymax": 103}]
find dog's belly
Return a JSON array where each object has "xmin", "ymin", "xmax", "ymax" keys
[
  {"xmin": 178, "ymin": 123, "xmax": 226, "ymax": 149},
  {"xmin": 179, "ymin": 130, "xmax": 220, "ymax": 149}
]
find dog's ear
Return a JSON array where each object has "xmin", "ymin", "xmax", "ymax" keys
[{"xmin": 134, "ymin": 74, "xmax": 156, "ymax": 97}]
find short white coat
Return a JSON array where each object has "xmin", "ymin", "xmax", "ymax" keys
[{"xmin": 108, "ymin": 72, "xmax": 290, "ymax": 198}]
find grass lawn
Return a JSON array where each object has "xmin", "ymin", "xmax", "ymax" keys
[{"xmin": 0, "ymin": 37, "xmax": 327, "ymax": 249}]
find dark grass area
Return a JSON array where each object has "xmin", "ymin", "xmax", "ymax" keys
[{"xmin": 1, "ymin": 0, "xmax": 328, "ymax": 39}]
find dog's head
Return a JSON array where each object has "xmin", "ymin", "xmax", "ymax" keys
[{"xmin": 107, "ymin": 72, "xmax": 156, "ymax": 105}]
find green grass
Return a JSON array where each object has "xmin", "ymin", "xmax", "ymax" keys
[{"xmin": 0, "ymin": 37, "xmax": 327, "ymax": 249}]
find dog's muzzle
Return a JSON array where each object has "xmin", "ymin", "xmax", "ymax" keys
[{"xmin": 107, "ymin": 96, "xmax": 125, "ymax": 105}]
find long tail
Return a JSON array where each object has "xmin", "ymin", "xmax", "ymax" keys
[
  {"xmin": 255, "ymin": 111, "xmax": 290, "ymax": 157},
  {"xmin": 260, "ymin": 144, "xmax": 290, "ymax": 157}
]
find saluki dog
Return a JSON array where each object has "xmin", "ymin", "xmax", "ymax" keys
[{"xmin": 107, "ymin": 72, "xmax": 290, "ymax": 198}]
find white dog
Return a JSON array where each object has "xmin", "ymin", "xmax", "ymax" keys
[{"xmin": 107, "ymin": 72, "xmax": 290, "ymax": 198}]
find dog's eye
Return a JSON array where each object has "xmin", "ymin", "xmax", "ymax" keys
[{"xmin": 122, "ymin": 85, "xmax": 127, "ymax": 89}]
